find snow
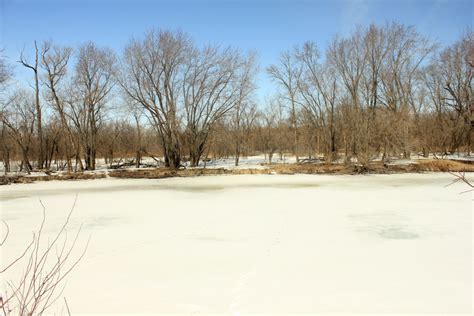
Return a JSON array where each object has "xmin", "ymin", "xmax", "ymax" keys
[
  {"xmin": 1, "ymin": 153, "xmax": 473, "ymax": 177},
  {"xmin": 188, "ymin": 155, "xmax": 296, "ymax": 170},
  {"xmin": 0, "ymin": 155, "xmax": 298, "ymax": 175},
  {"xmin": 0, "ymin": 173, "xmax": 472, "ymax": 315}
]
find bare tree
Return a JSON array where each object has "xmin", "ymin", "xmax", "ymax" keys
[
  {"xmin": 19, "ymin": 41, "xmax": 44, "ymax": 169},
  {"xmin": 296, "ymin": 42, "xmax": 339, "ymax": 161},
  {"xmin": 0, "ymin": 91, "xmax": 36, "ymax": 174},
  {"xmin": 41, "ymin": 42, "xmax": 77, "ymax": 171},
  {"xmin": 183, "ymin": 46, "xmax": 253, "ymax": 166},
  {"xmin": 257, "ymin": 101, "xmax": 276, "ymax": 163},
  {"xmin": 267, "ymin": 49, "xmax": 302, "ymax": 161},
  {"xmin": 235, "ymin": 102, "xmax": 259, "ymax": 164},
  {"xmin": 360, "ymin": 24, "xmax": 391, "ymax": 162},
  {"xmin": 378, "ymin": 24, "xmax": 435, "ymax": 159},
  {"xmin": 0, "ymin": 123, "xmax": 14, "ymax": 174},
  {"xmin": 70, "ymin": 42, "xmax": 116, "ymax": 170},
  {"xmin": 255, "ymin": 97, "xmax": 290, "ymax": 163},
  {"xmin": 130, "ymin": 103, "xmax": 145, "ymax": 168},
  {"xmin": 327, "ymin": 29, "xmax": 366, "ymax": 163},
  {"xmin": 434, "ymin": 30, "xmax": 473, "ymax": 155},
  {"xmin": 447, "ymin": 171, "xmax": 474, "ymax": 193},
  {"xmin": 0, "ymin": 199, "xmax": 88, "ymax": 315},
  {"xmin": 121, "ymin": 30, "xmax": 191, "ymax": 169},
  {"xmin": 0, "ymin": 51, "xmax": 11, "ymax": 90},
  {"xmin": 322, "ymin": 24, "xmax": 435, "ymax": 164},
  {"xmin": 1, "ymin": 24, "xmax": 472, "ymax": 173},
  {"xmin": 0, "ymin": 52, "xmax": 13, "ymax": 173},
  {"xmin": 230, "ymin": 51, "xmax": 258, "ymax": 166}
]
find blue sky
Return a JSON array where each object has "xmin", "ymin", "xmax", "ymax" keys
[{"xmin": 1, "ymin": 0, "xmax": 472, "ymax": 99}]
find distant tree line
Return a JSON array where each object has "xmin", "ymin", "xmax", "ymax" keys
[{"xmin": 0, "ymin": 24, "xmax": 472, "ymax": 173}]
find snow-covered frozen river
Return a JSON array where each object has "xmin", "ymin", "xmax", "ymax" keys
[{"xmin": 0, "ymin": 174, "xmax": 472, "ymax": 315}]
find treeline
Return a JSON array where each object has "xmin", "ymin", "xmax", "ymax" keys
[{"xmin": 0, "ymin": 24, "xmax": 472, "ymax": 173}]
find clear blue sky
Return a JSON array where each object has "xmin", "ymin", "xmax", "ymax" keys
[{"xmin": 1, "ymin": 0, "xmax": 472, "ymax": 99}]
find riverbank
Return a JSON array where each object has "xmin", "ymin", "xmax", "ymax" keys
[{"xmin": 1, "ymin": 158, "xmax": 473, "ymax": 185}]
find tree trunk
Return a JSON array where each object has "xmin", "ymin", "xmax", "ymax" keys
[
  {"xmin": 22, "ymin": 149, "xmax": 32, "ymax": 174},
  {"xmin": 234, "ymin": 139, "xmax": 241, "ymax": 167},
  {"xmin": 35, "ymin": 63, "xmax": 43, "ymax": 169},
  {"xmin": 2, "ymin": 152, "xmax": 10, "ymax": 174},
  {"xmin": 189, "ymin": 144, "xmax": 204, "ymax": 167},
  {"xmin": 135, "ymin": 150, "xmax": 141, "ymax": 168}
]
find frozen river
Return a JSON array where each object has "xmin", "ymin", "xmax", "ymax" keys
[{"xmin": 0, "ymin": 174, "xmax": 472, "ymax": 315}]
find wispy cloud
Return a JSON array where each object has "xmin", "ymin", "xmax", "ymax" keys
[{"xmin": 340, "ymin": 0, "xmax": 371, "ymax": 33}]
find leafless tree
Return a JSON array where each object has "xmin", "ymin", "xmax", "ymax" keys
[
  {"xmin": 378, "ymin": 24, "xmax": 435, "ymax": 159},
  {"xmin": 41, "ymin": 41, "xmax": 77, "ymax": 171},
  {"xmin": 19, "ymin": 41, "xmax": 44, "ymax": 169},
  {"xmin": 121, "ymin": 30, "xmax": 191, "ymax": 168},
  {"xmin": 0, "ymin": 51, "xmax": 11, "ymax": 90},
  {"xmin": 0, "ymin": 91, "xmax": 36, "ymax": 174},
  {"xmin": 1, "ymin": 25, "xmax": 472, "ymax": 173},
  {"xmin": 230, "ymin": 51, "xmax": 258, "ymax": 166},
  {"xmin": 296, "ymin": 42, "xmax": 339, "ymax": 161},
  {"xmin": 322, "ymin": 24, "xmax": 435, "ymax": 164},
  {"xmin": 129, "ymin": 103, "xmax": 146, "ymax": 168},
  {"xmin": 0, "ymin": 123, "xmax": 14, "ymax": 174},
  {"xmin": 70, "ymin": 42, "xmax": 116, "ymax": 170},
  {"xmin": 256, "ymin": 97, "xmax": 290, "ymax": 163},
  {"xmin": 327, "ymin": 29, "xmax": 367, "ymax": 163},
  {"xmin": 0, "ymin": 199, "xmax": 88, "ymax": 315},
  {"xmin": 233, "ymin": 102, "xmax": 259, "ymax": 165},
  {"xmin": 435, "ymin": 30, "xmax": 473, "ymax": 155},
  {"xmin": 447, "ymin": 171, "xmax": 474, "ymax": 193},
  {"xmin": 0, "ymin": 52, "xmax": 13, "ymax": 173},
  {"xmin": 183, "ymin": 46, "xmax": 253, "ymax": 166},
  {"xmin": 267, "ymin": 49, "xmax": 302, "ymax": 161}
]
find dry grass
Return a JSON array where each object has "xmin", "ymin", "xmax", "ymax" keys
[
  {"xmin": 109, "ymin": 159, "xmax": 474, "ymax": 179},
  {"xmin": 409, "ymin": 159, "xmax": 474, "ymax": 172},
  {"xmin": 266, "ymin": 163, "xmax": 349, "ymax": 175},
  {"xmin": 1, "ymin": 159, "xmax": 473, "ymax": 185},
  {"xmin": 0, "ymin": 172, "xmax": 106, "ymax": 185},
  {"xmin": 108, "ymin": 167, "xmax": 273, "ymax": 179}
]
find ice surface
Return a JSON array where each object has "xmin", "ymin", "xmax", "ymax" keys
[{"xmin": 0, "ymin": 174, "xmax": 472, "ymax": 315}]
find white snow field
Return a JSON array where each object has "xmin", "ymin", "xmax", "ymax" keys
[{"xmin": 0, "ymin": 173, "xmax": 472, "ymax": 315}]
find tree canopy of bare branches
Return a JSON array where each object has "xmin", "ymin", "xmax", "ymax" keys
[{"xmin": 1, "ymin": 26, "xmax": 472, "ymax": 173}]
